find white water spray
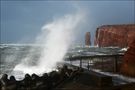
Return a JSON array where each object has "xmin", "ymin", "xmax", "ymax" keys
[{"xmin": 13, "ymin": 12, "xmax": 84, "ymax": 77}]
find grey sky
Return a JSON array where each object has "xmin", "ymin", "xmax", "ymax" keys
[{"xmin": 1, "ymin": 0, "xmax": 134, "ymax": 44}]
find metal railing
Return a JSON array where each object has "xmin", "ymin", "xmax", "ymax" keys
[{"xmin": 65, "ymin": 54, "xmax": 124, "ymax": 73}]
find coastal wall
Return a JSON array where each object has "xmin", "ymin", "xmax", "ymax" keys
[{"xmin": 94, "ymin": 24, "xmax": 135, "ymax": 48}]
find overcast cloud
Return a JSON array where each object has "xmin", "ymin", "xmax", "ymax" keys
[{"xmin": 1, "ymin": 1, "xmax": 134, "ymax": 45}]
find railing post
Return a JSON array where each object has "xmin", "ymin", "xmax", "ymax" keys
[
  {"xmin": 101, "ymin": 57, "xmax": 104, "ymax": 71},
  {"xmin": 87, "ymin": 60, "xmax": 90, "ymax": 70},
  {"xmin": 114, "ymin": 56, "xmax": 118, "ymax": 73},
  {"xmin": 70, "ymin": 59, "xmax": 72, "ymax": 65},
  {"xmin": 80, "ymin": 59, "xmax": 82, "ymax": 68}
]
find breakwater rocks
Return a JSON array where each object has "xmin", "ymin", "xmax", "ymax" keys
[
  {"xmin": 0, "ymin": 65, "xmax": 82, "ymax": 90},
  {"xmin": 94, "ymin": 24, "xmax": 135, "ymax": 48}
]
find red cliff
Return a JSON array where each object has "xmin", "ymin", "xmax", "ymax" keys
[
  {"xmin": 121, "ymin": 39, "xmax": 135, "ymax": 77},
  {"xmin": 94, "ymin": 24, "xmax": 135, "ymax": 48}
]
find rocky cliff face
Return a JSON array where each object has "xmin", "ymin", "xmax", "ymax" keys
[
  {"xmin": 94, "ymin": 24, "xmax": 135, "ymax": 48},
  {"xmin": 85, "ymin": 32, "xmax": 91, "ymax": 46},
  {"xmin": 121, "ymin": 39, "xmax": 135, "ymax": 77}
]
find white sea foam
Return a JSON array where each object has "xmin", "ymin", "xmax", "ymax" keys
[
  {"xmin": 13, "ymin": 11, "xmax": 85, "ymax": 76},
  {"xmin": 120, "ymin": 47, "xmax": 128, "ymax": 51}
]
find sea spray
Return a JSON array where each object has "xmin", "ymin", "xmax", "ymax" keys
[{"xmin": 13, "ymin": 12, "xmax": 84, "ymax": 78}]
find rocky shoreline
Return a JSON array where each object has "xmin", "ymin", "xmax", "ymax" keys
[{"xmin": 0, "ymin": 65, "xmax": 82, "ymax": 90}]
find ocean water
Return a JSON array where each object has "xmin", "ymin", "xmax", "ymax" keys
[
  {"xmin": 0, "ymin": 44, "xmax": 124, "ymax": 80},
  {"xmin": 0, "ymin": 44, "xmax": 43, "ymax": 79}
]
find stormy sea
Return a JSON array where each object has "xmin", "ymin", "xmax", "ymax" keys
[{"xmin": 0, "ymin": 44, "xmax": 126, "ymax": 80}]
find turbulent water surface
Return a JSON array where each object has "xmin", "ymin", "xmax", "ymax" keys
[{"xmin": 0, "ymin": 44, "xmax": 125, "ymax": 80}]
